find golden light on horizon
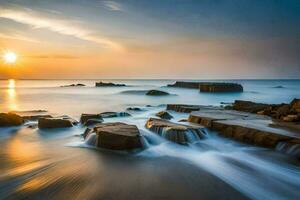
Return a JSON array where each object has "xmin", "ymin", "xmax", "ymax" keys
[{"xmin": 3, "ymin": 51, "xmax": 17, "ymax": 64}]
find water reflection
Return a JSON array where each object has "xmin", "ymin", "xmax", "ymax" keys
[{"xmin": 6, "ymin": 79, "xmax": 18, "ymax": 111}]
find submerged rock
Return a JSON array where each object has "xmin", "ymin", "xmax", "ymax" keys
[
  {"xmin": 95, "ymin": 81, "xmax": 126, "ymax": 87},
  {"xmin": 100, "ymin": 112, "xmax": 131, "ymax": 118},
  {"xmin": 0, "ymin": 113, "xmax": 24, "ymax": 127},
  {"xmin": 155, "ymin": 111, "xmax": 173, "ymax": 120},
  {"xmin": 167, "ymin": 104, "xmax": 200, "ymax": 113},
  {"xmin": 80, "ymin": 114, "xmax": 103, "ymax": 124},
  {"xmin": 126, "ymin": 107, "xmax": 143, "ymax": 111},
  {"xmin": 38, "ymin": 117, "xmax": 76, "ymax": 129},
  {"xmin": 145, "ymin": 118, "xmax": 206, "ymax": 145},
  {"xmin": 84, "ymin": 122, "xmax": 143, "ymax": 150},
  {"xmin": 145, "ymin": 90, "xmax": 169, "ymax": 96}
]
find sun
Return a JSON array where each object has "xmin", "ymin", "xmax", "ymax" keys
[{"xmin": 3, "ymin": 51, "xmax": 17, "ymax": 64}]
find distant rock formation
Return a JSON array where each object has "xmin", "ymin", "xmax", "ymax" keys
[
  {"xmin": 80, "ymin": 114, "xmax": 103, "ymax": 126},
  {"xmin": 199, "ymin": 83, "xmax": 243, "ymax": 92},
  {"xmin": 61, "ymin": 83, "xmax": 85, "ymax": 87},
  {"xmin": 167, "ymin": 81, "xmax": 243, "ymax": 92},
  {"xmin": 83, "ymin": 122, "xmax": 144, "ymax": 150},
  {"xmin": 145, "ymin": 118, "xmax": 206, "ymax": 145},
  {"xmin": 95, "ymin": 81, "xmax": 126, "ymax": 87},
  {"xmin": 0, "ymin": 113, "xmax": 24, "ymax": 127},
  {"xmin": 145, "ymin": 90, "xmax": 169, "ymax": 96}
]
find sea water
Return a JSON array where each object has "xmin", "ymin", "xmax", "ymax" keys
[{"xmin": 0, "ymin": 79, "xmax": 299, "ymax": 200}]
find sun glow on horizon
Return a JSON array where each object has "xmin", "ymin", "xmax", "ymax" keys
[{"xmin": 3, "ymin": 51, "xmax": 17, "ymax": 64}]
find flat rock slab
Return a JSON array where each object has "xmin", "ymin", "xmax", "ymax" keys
[
  {"xmin": 188, "ymin": 108, "xmax": 300, "ymax": 158},
  {"xmin": 85, "ymin": 122, "xmax": 143, "ymax": 150},
  {"xmin": 145, "ymin": 118, "xmax": 206, "ymax": 145},
  {"xmin": 167, "ymin": 104, "xmax": 201, "ymax": 113},
  {"xmin": 38, "ymin": 117, "xmax": 76, "ymax": 129}
]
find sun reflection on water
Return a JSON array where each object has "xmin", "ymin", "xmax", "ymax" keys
[{"xmin": 6, "ymin": 79, "xmax": 18, "ymax": 111}]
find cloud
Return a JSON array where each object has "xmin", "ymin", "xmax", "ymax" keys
[
  {"xmin": 103, "ymin": 1, "xmax": 123, "ymax": 11},
  {"xmin": 0, "ymin": 7, "xmax": 122, "ymax": 50},
  {"xmin": 0, "ymin": 32, "xmax": 40, "ymax": 43},
  {"xmin": 26, "ymin": 54, "xmax": 79, "ymax": 59}
]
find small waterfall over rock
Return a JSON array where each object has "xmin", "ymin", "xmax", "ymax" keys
[
  {"xmin": 276, "ymin": 141, "xmax": 300, "ymax": 159},
  {"xmin": 85, "ymin": 132, "xmax": 98, "ymax": 146},
  {"xmin": 145, "ymin": 118, "xmax": 207, "ymax": 145}
]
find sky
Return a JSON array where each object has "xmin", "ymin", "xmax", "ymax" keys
[{"xmin": 0, "ymin": 0, "xmax": 299, "ymax": 79}]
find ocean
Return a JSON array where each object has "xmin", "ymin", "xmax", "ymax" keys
[{"xmin": 0, "ymin": 79, "xmax": 299, "ymax": 200}]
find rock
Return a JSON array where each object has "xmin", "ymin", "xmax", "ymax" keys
[
  {"xmin": 282, "ymin": 115, "xmax": 299, "ymax": 122},
  {"xmin": 232, "ymin": 100, "xmax": 271, "ymax": 113},
  {"xmin": 145, "ymin": 118, "xmax": 206, "ymax": 145},
  {"xmin": 80, "ymin": 114, "xmax": 103, "ymax": 124},
  {"xmin": 61, "ymin": 83, "xmax": 85, "ymax": 87},
  {"xmin": 272, "ymin": 86, "xmax": 285, "ymax": 88},
  {"xmin": 290, "ymin": 98, "xmax": 300, "ymax": 114},
  {"xmin": 178, "ymin": 119, "xmax": 188, "ymax": 122},
  {"xmin": 100, "ymin": 112, "xmax": 131, "ymax": 118},
  {"xmin": 167, "ymin": 104, "xmax": 200, "ymax": 113},
  {"xmin": 145, "ymin": 90, "xmax": 169, "ymax": 96},
  {"xmin": 84, "ymin": 123, "xmax": 143, "ymax": 150},
  {"xmin": 126, "ymin": 107, "xmax": 142, "ymax": 111},
  {"xmin": 0, "ymin": 113, "xmax": 24, "ymax": 127},
  {"xmin": 84, "ymin": 119, "xmax": 103, "ymax": 126},
  {"xmin": 95, "ymin": 81, "xmax": 126, "ymax": 87},
  {"xmin": 188, "ymin": 108, "xmax": 300, "ymax": 150},
  {"xmin": 199, "ymin": 83, "xmax": 243, "ymax": 93},
  {"xmin": 167, "ymin": 81, "xmax": 243, "ymax": 92},
  {"xmin": 155, "ymin": 111, "xmax": 173, "ymax": 120},
  {"xmin": 274, "ymin": 104, "xmax": 290, "ymax": 119},
  {"xmin": 38, "ymin": 117, "xmax": 74, "ymax": 129}
]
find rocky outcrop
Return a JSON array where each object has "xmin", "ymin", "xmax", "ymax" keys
[
  {"xmin": 100, "ymin": 112, "xmax": 131, "ymax": 118},
  {"xmin": 95, "ymin": 81, "xmax": 126, "ymax": 87},
  {"xmin": 199, "ymin": 83, "xmax": 243, "ymax": 93},
  {"xmin": 80, "ymin": 114, "xmax": 103, "ymax": 124},
  {"xmin": 155, "ymin": 111, "xmax": 173, "ymax": 120},
  {"xmin": 145, "ymin": 118, "xmax": 206, "ymax": 145},
  {"xmin": 145, "ymin": 90, "xmax": 169, "ymax": 96},
  {"xmin": 167, "ymin": 81, "xmax": 243, "ymax": 92},
  {"xmin": 230, "ymin": 100, "xmax": 272, "ymax": 113},
  {"xmin": 61, "ymin": 83, "xmax": 85, "ymax": 87},
  {"xmin": 229, "ymin": 99, "xmax": 300, "ymax": 122},
  {"xmin": 167, "ymin": 104, "xmax": 200, "ymax": 113},
  {"xmin": 38, "ymin": 116, "xmax": 77, "ymax": 129},
  {"xmin": 83, "ymin": 123, "xmax": 143, "ymax": 150},
  {"xmin": 0, "ymin": 113, "xmax": 24, "ymax": 127},
  {"xmin": 188, "ymin": 108, "xmax": 300, "ymax": 158}
]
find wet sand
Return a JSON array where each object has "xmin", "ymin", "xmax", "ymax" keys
[{"xmin": 0, "ymin": 127, "xmax": 247, "ymax": 200}]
